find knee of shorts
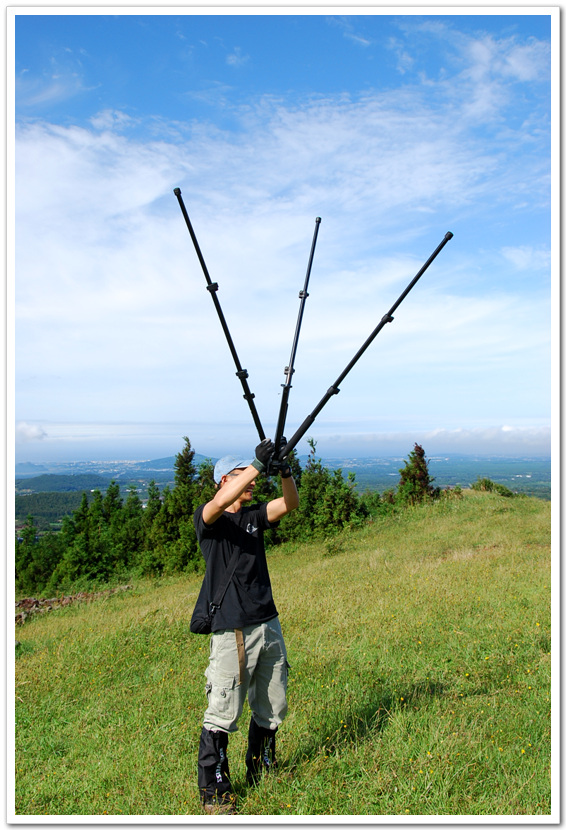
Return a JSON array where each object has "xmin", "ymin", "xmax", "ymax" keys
[
  {"xmin": 249, "ymin": 688, "xmax": 288, "ymax": 730},
  {"xmin": 251, "ymin": 704, "xmax": 287, "ymax": 731}
]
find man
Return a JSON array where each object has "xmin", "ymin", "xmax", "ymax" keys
[{"xmin": 193, "ymin": 438, "xmax": 299, "ymax": 814}]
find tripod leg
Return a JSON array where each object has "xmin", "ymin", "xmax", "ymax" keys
[
  {"xmin": 278, "ymin": 232, "xmax": 454, "ymax": 460},
  {"xmin": 273, "ymin": 217, "xmax": 321, "ymax": 454},
  {"xmin": 174, "ymin": 188, "xmax": 266, "ymax": 441}
]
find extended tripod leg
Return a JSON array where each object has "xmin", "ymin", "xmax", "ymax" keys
[
  {"xmin": 273, "ymin": 217, "xmax": 321, "ymax": 456},
  {"xmin": 174, "ymin": 187, "xmax": 266, "ymax": 441},
  {"xmin": 278, "ymin": 231, "xmax": 454, "ymax": 460}
]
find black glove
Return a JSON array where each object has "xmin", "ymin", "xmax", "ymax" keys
[
  {"xmin": 252, "ymin": 438, "xmax": 275, "ymax": 473},
  {"xmin": 277, "ymin": 437, "xmax": 292, "ymax": 478}
]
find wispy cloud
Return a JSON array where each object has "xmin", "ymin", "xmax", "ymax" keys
[
  {"xmin": 16, "ymin": 45, "xmax": 97, "ymax": 109},
  {"xmin": 90, "ymin": 109, "xmax": 138, "ymax": 131},
  {"xmin": 226, "ymin": 46, "xmax": 249, "ymax": 67},
  {"xmin": 327, "ymin": 16, "xmax": 372, "ymax": 47},
  {"xmin": 501, "ymin": 245, "xmax": 551, "ymax": 272},
  {"xmin": 16, "ymin": 71, "xmax": 89, "ymax": 108}
]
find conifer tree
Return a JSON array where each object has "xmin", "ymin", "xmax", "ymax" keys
[
  {"xmin": 143, "ymin": 480, "xmax": 162, "ymax": 532},
  {"xmin": 397, "ymin": 443, "xmax": 438, "ymax": 505},
  {"xmin": 169, "ymin": 436, "xmax": 197, "ymax": 523},
  {"xmin": 103, "ymin": 481, "xmax": 122, "ymax": 522},
  {"xmin": 15, "ymin": 515, "xmax": 38, "ymax": 593},
  {"xmin": 116, "ymin": 484, "xmax": 144, "ymax": 567}
]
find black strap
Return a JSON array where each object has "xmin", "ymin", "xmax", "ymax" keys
[{"xmin": 210, "ymin": 549, "xmax": 240, "ymax": 612}]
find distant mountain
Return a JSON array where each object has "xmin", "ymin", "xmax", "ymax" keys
[
  {"xmin": 134, "ymin": 456, "xmax": 176, "ymax": 470},
  {"xmin": 135, "ymin": 453, "xmax": 211, "ymax": 470}
]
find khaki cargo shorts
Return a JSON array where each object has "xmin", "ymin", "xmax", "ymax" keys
[{"xmin": 203, "ymin": 617, "xmax": 289, "ymax": 733}]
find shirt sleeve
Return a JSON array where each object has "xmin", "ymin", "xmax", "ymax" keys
[
  {"xmin": 258, "ymin": 501, "xmax": 280, "ymax": 530},
  {"xmin": 193, "ymin": 503, "xmax": 208, "ymax": 540}
]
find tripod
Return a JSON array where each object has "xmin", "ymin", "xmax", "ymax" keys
[{"xmin": 174, "ymin": 187, "xmax": 453, "ymax": 466}]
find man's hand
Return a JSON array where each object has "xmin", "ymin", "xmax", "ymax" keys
[
  {"xmin": 252, "ymin": 438, "xmax": 275, "ymax": 473},
  {"xmin": 274, "ymin": 436, "xmax": 292, "ymax": 478}
]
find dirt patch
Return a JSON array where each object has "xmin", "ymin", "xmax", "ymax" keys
[{"xmin": 15, "ymin": 585, "xmax": 132, "ymax": 625}]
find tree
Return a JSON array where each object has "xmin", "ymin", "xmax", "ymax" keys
[
  {"xmin": 17, "ymin": 531, "xmax": 64, "ymax": 597},
  {"xmin": 397, "ymin": 443, "xmax": 439, "ymax": 505},
  {"xmin": 169, "ymin": 436, "xmax": 197, "ymax": 524},
  {"xmin": 72, "ymin": 492, "xmax": 90, "ymax": 535},
  {"xmin": 276, "ymin": 439, "xmax": 366, "ymax": 542},
  {"xmin": 194, "ymin": 459, "xmax": 217, "ymax": 506},
  {"xmin": 115, "ymin": 484, "xmax": 144, "ymax": 567},
  {"xmin": 15, "ymin": 515, "xmax": 38, "ymax": 594},
  {"xmin": 139, "ymin": 438, "xmax": 201, "ymax": 575},
  {"xmin": 103, "ymin": 481, "xmax": 122, "ymax": 522},
  {"xmin": 143, "ymin": 480, "xmax": 162, "ymax": 533}
]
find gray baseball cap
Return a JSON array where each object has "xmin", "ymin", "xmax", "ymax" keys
[{"xmin": 213, "ymin": 455, "xmax": 253, "ymax": 484}]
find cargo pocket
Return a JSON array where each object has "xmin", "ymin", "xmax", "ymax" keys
[{"xmin": 206, "ymin": 674, "xmax": 240, "ymax": 723}]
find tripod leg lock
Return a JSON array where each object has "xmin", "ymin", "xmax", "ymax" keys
[
  {"xmin": 236, "ymin": 369, "xmax": 250, "ymax": 380},
  {"xmin": 298, "ymin": 290, "xmax": 309, "ymax": 299},
  {"xmin": 328, "ymin": 385, "xmax": 340, "ymax": 397},
  {"xmin": 381, "ymin": 313, "xmax": 394, "ymax": 324},
  {"xmin": 207, "ymin": 282, "xmax": 219, "ymax": 293}
]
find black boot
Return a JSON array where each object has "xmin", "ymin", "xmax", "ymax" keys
[
  {"xmin": 245, "ymin": 717, "xmax": 277, "ymax": 786},
  {"xmin": 197, "ymin": 727, "xmax": 235, "ymax": 813}
]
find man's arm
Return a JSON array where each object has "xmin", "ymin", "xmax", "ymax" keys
[
  {"xmin": 266, "ymin": 473, "xmax": 299, "ymax": 523},
  {"xmin": 202, "ymin": 439, "xmax": 275, "ymax": 525},
  {"xmin": 202, "ymin": 464, "xmax": 260, "ymax": 525}
]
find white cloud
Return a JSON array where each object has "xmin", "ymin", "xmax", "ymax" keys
[
  {"xmin": 312, "ymin": 425, "xmax": 551, "ymax": 457},
  {"xmin": 499, "ymin": 38, "xmax": 551, "ymax": 82},
  {"xmin": 16, "ymin": 422, "xmax": 47, "ymax": 442}
]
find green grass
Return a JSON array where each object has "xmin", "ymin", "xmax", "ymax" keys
[{"xmin": 13, "ymin": 491, "xmax": 553, "ymax": 817}]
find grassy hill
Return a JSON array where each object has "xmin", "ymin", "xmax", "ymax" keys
[{"xmin": 13, "ymin": 490, "xmax": 552, "ymax": 817}]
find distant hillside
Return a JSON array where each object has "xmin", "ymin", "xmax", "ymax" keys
[
  {"xmin": 15, "ymin": 474, "xmax": 111, "ymax": 494},
  {"xmin": 14, "ymin": 453, "xmax": 211, "ymax": 479},
  {"xmin": 324, "ymin": 455, "xmax": 551, "ymax": 500}
]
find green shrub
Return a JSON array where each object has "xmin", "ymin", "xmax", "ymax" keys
[{"xmin": 471, "ymin": 477, "xmax": 515, "ymax": 497}]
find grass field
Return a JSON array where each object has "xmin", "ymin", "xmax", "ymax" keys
[{"xmin": 12, "ymin": 490, "xmax": 554, "ymax": 818}]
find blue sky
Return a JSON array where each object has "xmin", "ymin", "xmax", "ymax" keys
[{"xmin": 12, "ymin": 10, "xmax": 556, "ymax": 462}]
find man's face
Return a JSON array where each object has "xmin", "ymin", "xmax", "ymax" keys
[{"xmin": 224, "ymin": 469, "xmax": 255, "ymax": 501}]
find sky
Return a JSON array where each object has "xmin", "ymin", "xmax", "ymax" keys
[{"xmin": 10, "ymin": 9, "xmax": 556, "ymax": 463}]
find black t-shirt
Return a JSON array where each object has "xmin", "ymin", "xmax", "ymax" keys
[{"xmin": 193, "ymin": 502, "xmax": 279, "ymax": 631}]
